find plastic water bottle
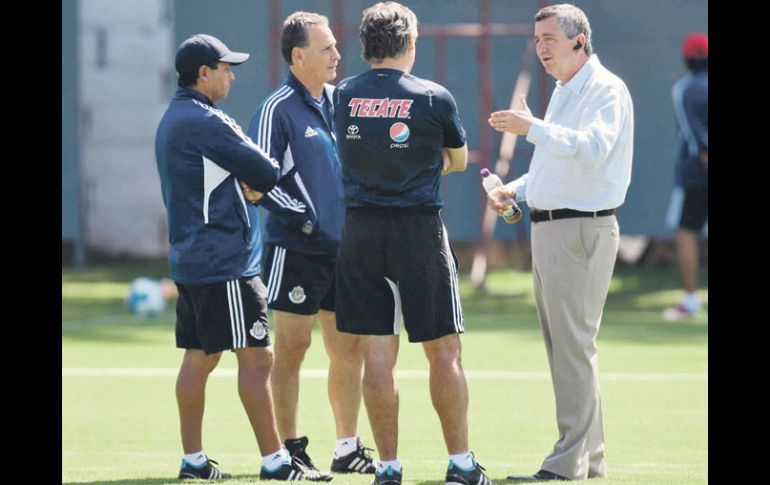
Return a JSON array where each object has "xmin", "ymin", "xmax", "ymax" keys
[{"xmin": 480, "ymin": 168, "xmax": 522, "ymax": 224}]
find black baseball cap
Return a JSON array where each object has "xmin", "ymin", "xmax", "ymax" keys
[{"xmin": 175, "ymin": 34, "xmax": 250, "ymax": 75}]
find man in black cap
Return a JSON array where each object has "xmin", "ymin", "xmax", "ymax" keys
[{"xmin": 155, "ymin": 34, "xmax": 326, "ymax": 481}]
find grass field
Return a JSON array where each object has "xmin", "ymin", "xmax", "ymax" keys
[{"xmin": 62, "ymin": 262, "xmax": 707, "ymax": 485}]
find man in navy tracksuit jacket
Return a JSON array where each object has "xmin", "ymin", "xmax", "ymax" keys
[
  {"xmin": 245, "ymin": 12, "xmax": 375, "ymax": 479},
  {"xmin": 664, "ymin": 32, "xmax": 708, "ymax": 320},
  {"xmin": 155, "ymin": 34, "xmax": 324, "ymax": 482}
]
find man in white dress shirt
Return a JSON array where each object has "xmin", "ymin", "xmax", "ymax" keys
[{"xmin": 486, "ymin": 3, "xmax": 633, "ymax": 481}]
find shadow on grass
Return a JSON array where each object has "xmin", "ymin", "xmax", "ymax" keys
[
  {"xmin": 62, "ymin": 262, "xmax": 707, "ymax": 346},
  {"xmin": 415, "ymin": 478, "xmax": 521, "ymax": 485},
  {"xmin": 62, "ymin": 262, "xmax": 172, "ymax": 284},
  {"xmin": 64, "ymin": 476, "xmax": 516, "ymax": 485},
  {"xmin": 65, "ymin": 475, "xmax": 258, "ymax": 485}
]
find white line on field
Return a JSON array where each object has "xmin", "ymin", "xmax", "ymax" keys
[{"xmin": 61, "ymin": 368, "xmax": 707, "ymax": 381}]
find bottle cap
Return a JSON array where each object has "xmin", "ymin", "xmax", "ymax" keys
[{"xmin": 480, "ymin": 168, "xmax": 490, "ymax": 177}]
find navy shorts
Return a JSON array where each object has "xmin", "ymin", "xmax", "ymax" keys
[
  {"xmin": 262, "ymin": 244, "xmax": 336, "ymax": 315},
  {"xmin": 175, "ymin": 276, "xmax": 271, "ymax": 355},
  {"xmin": 679, "ymin": 187, "xmax": 708, "ymax": 232},
  {"xmin": 335, "ymin": 209, "xmax": 464, "ymax": 343}
]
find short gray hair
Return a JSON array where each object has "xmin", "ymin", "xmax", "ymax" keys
[
  {"xmin": 535, "ymin": 3, "xmax": 593, "ymax": 56},
  {"xmin": 359, "ymin": 2, "xmax": 418, "ymax": 63},
  {"xmin": 281, "ymin": 11, "xmax": 330, "ymax": 65}
]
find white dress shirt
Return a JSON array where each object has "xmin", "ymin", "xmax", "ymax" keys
[{"xmin": 507, "ymin": 55, "xmax": 634, "ymax": 212}]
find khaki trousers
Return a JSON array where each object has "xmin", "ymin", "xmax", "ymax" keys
[{"xmin": 530, "ymin": 215, "xmax": 619, "ymax": 480}]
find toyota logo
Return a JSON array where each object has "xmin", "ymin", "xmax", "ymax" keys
[{"xmin": 347, "ymin": 125, "xmax": 359, "ymax": 135}]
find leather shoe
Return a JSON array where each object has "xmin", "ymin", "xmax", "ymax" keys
[{"xmin": 506, "ymin": 469, "xmax": 568, "ymax": 482}]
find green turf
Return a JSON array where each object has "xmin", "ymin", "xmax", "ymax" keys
[{"xmin": 62, "ymin": 263, "xmax": 707, "ymax": 484}]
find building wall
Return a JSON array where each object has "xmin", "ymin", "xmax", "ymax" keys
[
  {"xmin": 62, "ymin": 0, "xmax": 82, "ymax": 262},
  {"xmin": 76, "ymin": 0, "xmax": 174, "ymax": 257}
]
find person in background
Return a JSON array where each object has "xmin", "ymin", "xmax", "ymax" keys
[{"xmin": 663, "ymin": 32, "xmax": 708, "ymax": 321}]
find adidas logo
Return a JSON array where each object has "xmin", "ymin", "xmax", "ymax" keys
[{"xmin": 304, "ymin": 126, "xmax": 319, "ymax": 138}]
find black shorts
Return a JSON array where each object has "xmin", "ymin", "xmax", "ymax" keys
[
  {"xmin": 262, "ymin": 244, "xmax": 336, "ymax": 315},
  {"xmin": 679, "ymin": 187, "xmax": 708, "ymax": 232},
  {"xmin": 335, "ymin": 209, "xmax": 464, "ymax": 343},
  {"xmin": 175, "ymin": 276, "xmax": 271, "ymax": 355}
]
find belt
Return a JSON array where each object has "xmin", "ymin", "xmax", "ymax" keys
[{"xmin": 530, "ymin": 208, "xmax": 615, "ymax": 223}]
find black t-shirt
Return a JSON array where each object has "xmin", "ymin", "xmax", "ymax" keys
[{"xmin": 333, "ymin": 68, "xmax": 466, "ymax": 209}]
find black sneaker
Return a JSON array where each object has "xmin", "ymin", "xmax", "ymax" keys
[
  {"xmin": 506, "ymin": 469, "xmax": 568, "ymax": 482},
  {"xmin": 330, "ymin": 437, "xmax": 376, "ymax": 474},
  {"xmin": 445, "ymin": 455, "xmax": 494, "ymax": 485},
  {"xmin": 284, "ymin": 437, "xmax": 333, "ymax": 481},
  {"xmin": 371, "ymin": 465, "xmax": 402, "ymax": 485},
  {"xmin": 178, "ymin": 457, "xmax": 231, "ymax": 480},
  {"xmin": 260, "ymin": 456, "xmax": 329, "ymax": 481}
]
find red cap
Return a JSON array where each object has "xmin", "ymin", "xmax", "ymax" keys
[{"xmin": 682, "ymin": 33, "xmax": 708, "ymax": 60}]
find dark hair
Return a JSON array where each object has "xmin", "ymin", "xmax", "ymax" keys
[
  {"xmin": 281, "ymin": 11, "xmax": 330, "ymax": 65},
  {"xmin": 535, "ymin": 3, "xmax": 593, "ymax": 56},
  {"xmin": 359, "ymin": 2, "xmax": 418, "ymax": 63},
  {"xmin": 685, "ymin": 58, "xmax": 708, "ymax": 73},
  {"xmin": 178, "ymin": 60, "xmax": 219, "ymax": 88}
]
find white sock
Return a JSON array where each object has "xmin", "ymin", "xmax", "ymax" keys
[
  {"xmin": 334, "ymin": 436, "xmax": 358, "ymax": 458},
  {"xmin": 184, "ymin": 450, "xmax": 207, "ymax": 466},
  {"xmin": 262, "ymin": 448, "xmax": 291, "ymax": 471},
  {"xmin": 682, "ymin": 292, "xmax": 701, "ymax": 312},
  {"xmin": 449, "ymin": 451, "xmax": 473, "ymax": 469},
  {"xmin": 377, "ymin": 459, "xmax": 402, "ymax": 473}
]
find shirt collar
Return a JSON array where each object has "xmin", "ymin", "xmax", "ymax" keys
[
  {"xmin": 557, "ymin": 54, "xmax": 600, "ymax": 95},
  {"xmin": 175, "ymin": 86, "xmax": 215, "ymax": 107},
  {"xmin": 287, "ymin": 71, "xmax": 330, "ymax": 106}
]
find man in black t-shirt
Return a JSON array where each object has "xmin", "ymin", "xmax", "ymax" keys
[{"xmin": 332, "ymin": 3, "xmax": 493, "ymax": 485}]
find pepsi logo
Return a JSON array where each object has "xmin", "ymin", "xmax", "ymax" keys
[{"xmin": 389, "ymin": 122, "xmax": 410, "ymax": 143}]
